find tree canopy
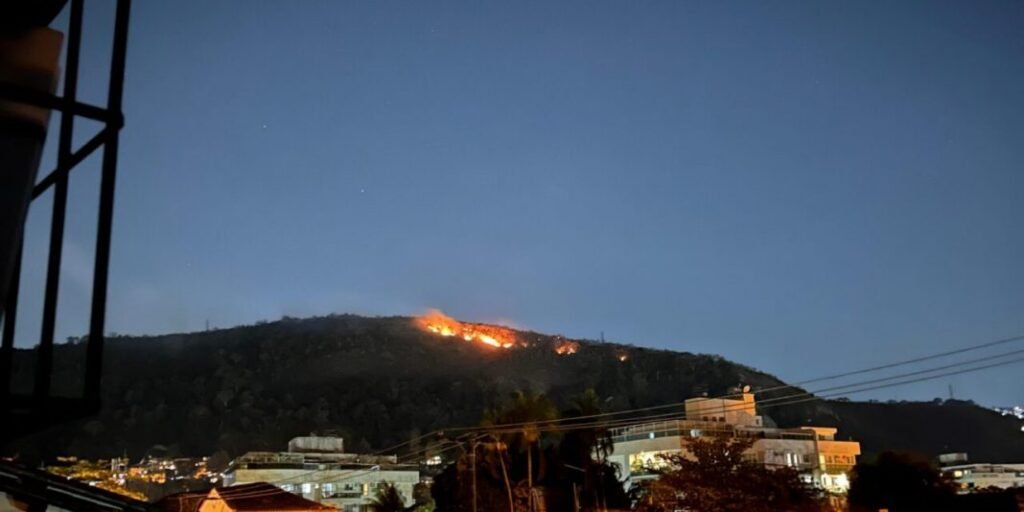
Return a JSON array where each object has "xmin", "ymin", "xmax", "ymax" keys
[
  {"xmin": 433, "ymin": 389, "xmax": 629, "ymax": 512},
  {"xmin": 635, "ymin": 436, "xmax": 826, "ymax": 512},
  {"xmin": 848, "ymin": 451, "xmax": 956, "ymax": 512},
  {"xmin": 369, "ymin": 482, "xmax": 409, "ymax": 512}
]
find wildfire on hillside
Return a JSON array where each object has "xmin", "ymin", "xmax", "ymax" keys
[
  {"xmin": 416, "ymin": 310, "xmax": 518, "ymax": 349},
  {"xmin": 554, "ymin": 340, "xmax": 580, "ymax": 355}
]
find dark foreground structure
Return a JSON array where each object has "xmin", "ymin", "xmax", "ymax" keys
[
  {"xmin": 1, "ymin": 0, "xmax": 130, "ymax": 438},
  {"xmin": 0, "ymin": 460, "xmax": 148, "ymax": 512},
  {"xmin": 1, "ymin": 1, "xmax": 134, "ymax": 509}
]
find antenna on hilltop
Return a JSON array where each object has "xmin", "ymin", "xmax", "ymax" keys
[
  {"xmin": 600, "ymin": 331, "xmax": 605, "ymax": 343},
  {"xmin": 948, "ymin": 383, "xmax": 954, "ymax": 400}
]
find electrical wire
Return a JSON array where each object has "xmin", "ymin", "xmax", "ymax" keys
[{"xmin": 234, "ymin": 332, "xmax": 1024, "ymax": 492}]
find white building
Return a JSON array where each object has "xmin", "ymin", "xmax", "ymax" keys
[
  {"xmin": 607, "ymin": 390, "xmax": 861, "ymax": 494},
  {"xmin": 224, "ymin": 437, "xmax": 420, "ymax": 512},
  {"xmin": 940, "ymin": 453, "xmax": 1024, "ymax": 492}
]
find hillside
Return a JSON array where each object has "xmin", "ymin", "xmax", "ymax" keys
[{"xmin": 6, "ymin": 314, "xmax": 1023, "ymax": 464}]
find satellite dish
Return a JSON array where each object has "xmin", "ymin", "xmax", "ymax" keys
[{"xmin": 742, "ymin": 385, "xmax": 751, "ymax": 393}]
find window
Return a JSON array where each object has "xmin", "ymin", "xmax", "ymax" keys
[
  {"xmin": 301, "ymin": 483, "xmax": 312, "ymax": 495},
  {"xmin": 785, "ymin": 453, "xmax": 797, "ymax": 467},
  {"xmin": 629, "ymin": 451, "xmax": 677, "ymax": 474}
]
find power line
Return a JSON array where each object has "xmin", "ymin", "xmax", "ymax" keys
[
  {"xmin": 242, "ymin": 352, "xmax": 1024, "ymax": 497},
  {"xmin": 458, "ymin": 350, "xmax": 1024, "ymax": 436},
  {"xmin": 437, "ymin": 337, "xmax": 1024, "ymax": 436},
  {"xmin": 792, "ymin": 333, "xmax": 1024, "ymax": 386},
  {"xmin": 266, "ymin": 348, "xmax": 1024, "ymax": 492},
  {"xmin": 311, "ymin": 332, "xmax": 1024, "ymax": 461},
  {"xmin": 237, "ymin": 332, "xmax": 1024, "ymax": 491}
]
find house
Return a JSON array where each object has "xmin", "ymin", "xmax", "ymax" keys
[
  {"xmin": 223, "ymin": 436, "xmax": 419, "ymax": 512},
  {"xmin": 939, "ymin": 453, "xmax": 1024, "ymax": 492},
  {"xmin": 607, "ymin": 388, "xmax": 861, "ymax": 494},
  {"xmin": 155, "ymin": 482, "xmax": 334, "ymax": 512}
]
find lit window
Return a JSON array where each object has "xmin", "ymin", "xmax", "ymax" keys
[
  {"xmin": 301, "ymin": 483, "xmax": 312, "ymax": 494},
  {"xmin": 834, "ymin": 473, "xmax": 850, "ymax": 490}
]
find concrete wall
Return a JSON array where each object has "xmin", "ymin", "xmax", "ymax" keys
[
  {"xmin": 229, "ymin": 467, "xmax": 419, "ymax": 510},
  {"xmin": 288, "ymin": 436, "xmax": 345, "ymax": 454},
  {"xmin": 611, "ymin": 432, "xmax": 858, "ymax": 493},
  {"xmin": 945, "ymin": 464, "xmax": 1024, "ymax": 491},
  {"xmin": 684, "ymin": 394, "xmax": 761, "ymax": 426}
]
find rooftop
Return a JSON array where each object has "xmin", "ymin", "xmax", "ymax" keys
[{"xmin": 156, "ymin": 483, "xmax": 334, "ymax": 512}]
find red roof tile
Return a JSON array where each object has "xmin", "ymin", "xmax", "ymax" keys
[
  {"xmin": 209, "ymin": 483, "xmax": 335, "ymax": 511},
  {"xmin": 156, "ymin": 483, "xmax": 334, "ymax": 512}
]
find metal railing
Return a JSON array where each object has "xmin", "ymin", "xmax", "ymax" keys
[{"xmin": 0, "ymin": 0, "xmax": 131, "ymax": 441}]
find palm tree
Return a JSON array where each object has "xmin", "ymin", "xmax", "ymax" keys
[
  {"xmin": 563, "ymin": 389, "xmax": 614, "ymax": 462},
  {"xmin": 368, "ymin": 482, "xmax": 408, "ymax": 512},
  {"xmin": 477, "ymin": 434, "xmax": 514, "ymax": 512},
  {"xmin": 560, "ymin": 389, "xmax": 622, "ymax": 510},
  {"xmin": 483, "ymin": 390, "xmax": 558, "ymax": 511}
]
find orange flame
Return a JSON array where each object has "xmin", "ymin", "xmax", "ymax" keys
[
  {"xmin": 554, "ymin": 340, "xmax": 580, "ymax": 355},
  {"xmin": 417, "ymin": 310, "xmax": 518, "ymax": 349}
]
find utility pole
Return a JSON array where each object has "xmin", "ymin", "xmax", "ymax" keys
[{"xmin": 471, "ymin": 440, "xmax": 478, "ymax": 512}]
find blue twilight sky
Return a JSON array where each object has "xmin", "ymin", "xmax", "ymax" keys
[{"xmin": 14, "ymin": 1, "xmax": 1024, "ymax": 406}]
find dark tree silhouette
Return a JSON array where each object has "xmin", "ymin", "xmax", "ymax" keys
[
  {"xmin": 848, "ymin": 451, "xmax": 956, "ymax": 512},
  {"xmin": 635, "ymin": 436, "xmax": 826, "ymax": 512},
  {"xmin": 433, "ymin": 389, "xmax": 628, "ymax": 512},
  {"xmin": 369, "ymin": 481, "xmax": 409, "ymax": 512},
  {"xmin": 482, "ymin": 389, "xmax": 559, "ymax": 510}
]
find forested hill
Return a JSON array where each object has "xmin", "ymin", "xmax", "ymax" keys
[{"xmin": 6, "ymin": 314, "xmax": 1023, "ymax": 463}]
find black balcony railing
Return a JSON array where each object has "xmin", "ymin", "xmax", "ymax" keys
[{"xmin": 0, "ymin": 0, "xmax": 131, "ymax": 441}]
